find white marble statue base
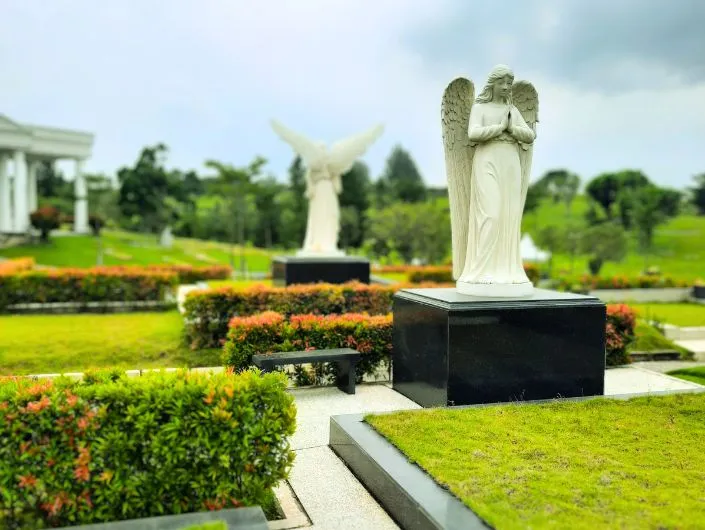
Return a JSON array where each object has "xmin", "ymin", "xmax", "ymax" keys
[
  {"xmin": 295, "ymin": 249, "xmax": 346, "ymax": 258},
  {"xmin": 456, "ymin": 281, "xmax": 534, "ymax": 298}
]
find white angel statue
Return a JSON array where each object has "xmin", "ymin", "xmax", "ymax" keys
[
  {"xmin": 441, "ymin": 64, "xmax": 538, "ymax": 297},
  {"xmin": 271, "ymin": 120, "xmax": 384, "ymax": 257}
]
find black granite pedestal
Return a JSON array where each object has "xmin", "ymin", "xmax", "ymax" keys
[
  {"xmin": 272, "ymin": 256, "xmax": 370, "ymax": 287},
  {"xmin": 392, "ymin": 288, "xmax": 606, "ymax": 407}
]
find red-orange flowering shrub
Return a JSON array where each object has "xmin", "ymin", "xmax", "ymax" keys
[
  {"xmin": 184, "ymin": 280, "xmax": 443, "ymax": 349},
  {"xmin": 224, "ymin": 311, "xmax": 393, "ymax": 379},
  {"xmin": 0, "ymin": 267, "xmax": 177, "ymax": 311},
  {"xmin": 557, "ymin": 274, "xmax": 690, "ymax": 292},
  {"xmin": 0, "ymin": 257, "xmax": 35, "ymax": 274},
  {"xmin": 0, "ymin": 369, "xmax": 295, "ymax": 528},
  {"xmin": 605, "ymin": 303, "xmax": 637, "ymax": 366}
]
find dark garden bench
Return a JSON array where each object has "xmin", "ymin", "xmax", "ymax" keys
[{"xmin": 253, "ymin": 348, "xmax": 361, "ymax": 395}]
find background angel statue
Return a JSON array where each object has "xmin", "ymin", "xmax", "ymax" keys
[
  {"xmin": 441, "ymin": 64, "xmax": 538, "ymax": 297},
  {"xmin": 271, "ymin": 120, "xmax": 384, "ymax": 257}
]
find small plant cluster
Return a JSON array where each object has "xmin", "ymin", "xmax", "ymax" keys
[
  {"xmin": 0, "ymin": 369, "xmax": 295, "ymax": 529},
  {"xmin": 141, "ymin": 264, "xmax": 232, "ymax": 284},
  {"xmin": 0, "ymin": 257, "xmax": 35, "ymax": 274},
  {"xmin": 29, "ymin": 206, "xmax": 61, "ymax": 242},
  {"xmin": 224, "ymin": 311, "xmax": 393, "ymax": 380},
  {"xmin": 605, "ymin": 304, "xmax": 637, "ymax": 366},
  {"xmin": 0, "ymin": 267, "xmax": 177, "ymax": 311},
  {"xmin": 184, "ymin": 281, "xmax": 440, "ymax": 349},
  {"xmin": 406, "ymin": 264, "xmax": 541, "ymax": 285},
  {"xmin": 557, "ymin": 274, "xmax": 691, "ymax": 292}
]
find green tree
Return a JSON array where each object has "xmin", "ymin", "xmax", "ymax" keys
[
  {"xmin": 691, "ymin": 173, "xmax": 705, "ymax": 215},
  {"xmin": 536, "ymin": 169, "xmax": 581, "ymax": 212},
  {"xmin": 578, "ymin": 222, "xmax": 628, "ymax": 275},
  {"xmin": 204, "ymin": 157, "xmax": 267, "ymax": 274},
  {"xmin": 339, "ymin": 161, "xmax": 371, "ymax": 247},
  {"xmin": 585, "ymin": 170, "xmax": 650, "ymax": 222},
  {"xmin": 252, "ymin": 176, "xmax": 285, "ymax": 248},
  {"xmin": 630, "ymin": 185, "xmax": 679, "ymax": 269},
  {"xmin": 378, "ymin": 145, "xmax": 426, "ymax": 203}
]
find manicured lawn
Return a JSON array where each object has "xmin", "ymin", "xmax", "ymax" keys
[
  {"xmin": 0, "ymin": 311, "xmax": 219, "ymax": 375},
  {"xmin": 367, "ymin": 394, "xmax": 705, "ymax": 529},
  {"xmin": 0, "ymin": 230, "xmax": 276, "ymax": 271},
  {"xmin": 629, "ymin": 322, "xmax": 693, "ymax": 358},
  {"xmin": 630, "ymin": 303, "xmax": 705, "ymax": 327},
  {"xmin": 522, "ymin": 197, "xmax": 705, "ymax": 281},
  {"xmin": 668, "ymin": 367, "xmax": 705, "ymax": 387}
]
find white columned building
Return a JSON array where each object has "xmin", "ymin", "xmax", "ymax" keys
[{"xmin": 0, "ymin": 114, "xmax": 94, "ymax": 235}]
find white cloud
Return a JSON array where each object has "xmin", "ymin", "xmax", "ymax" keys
[{"xmin": 0, "ymin": 0, "xmax": 703, "ymax": 190}]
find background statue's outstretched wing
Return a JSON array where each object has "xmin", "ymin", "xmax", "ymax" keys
[
  {"xmin": 442, "ymin": 77, "xmax": 475, "ymax": 280},
  {"xmin": 270, "ymin": 120, "xmax": 325, "ymax": 165},
  {"xmin": 328, "ymin": 124, "xmax": 384, "ymax": 176},
  {"xmin": 512, "ymin": 80, "xmax": 539, "ymax": 211}
]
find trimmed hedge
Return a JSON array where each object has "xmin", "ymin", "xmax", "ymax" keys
[
  {"xmin": 0, "ymin": 267, "xmax": 178, "ymax": 311},
  {"xmin": 407, "ymin": 264, "xmax": 541, "ymax": 285},
  {"xmin": 224, "ymin": 312, "xmax": 392, "ymax": 379},
  {"xmin": 0, "ymin": 257, "xmax": 35, "ymax": 274},
  {"xmin": 184, "ymin": 281, "xmax": 447, "ymax": 349},
  {"xmin": 557, "ymin": 274, "xmax": 691, "ymax": 292},
  {"xmin": 141, "ymin": 264, "xmax": 232, "ymax": 284},
  {"xmin": 0, "ymin": 369, "xmax": 295, "ymax": 529}
]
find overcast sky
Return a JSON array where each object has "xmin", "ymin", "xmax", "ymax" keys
[{"xmin": 2, "ymin": 0, "xmax": 704, "ymax": 189}]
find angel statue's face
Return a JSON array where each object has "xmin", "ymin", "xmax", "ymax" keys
[{"xmin": 492, "ymin": 75, "xmax": 512, "ymax": 101}]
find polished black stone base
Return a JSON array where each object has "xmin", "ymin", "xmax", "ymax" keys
[
  {"xmin": 272, "ymin": 256, "xmax": 370, "ymax": 286},
  {"xmin": 392, "ymin": 288, "xmax": 606, "ymax": 407}
]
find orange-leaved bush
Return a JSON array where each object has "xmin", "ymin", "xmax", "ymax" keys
[
  {"xmin": 605, "ymin": 303, "xmax": 637, "ymax": 366},
  {"xmin": 224, "ymin": 311, "xmax": 393, "ymax": 379},
  {"xmin": 0, "ymin": 257, "xmax": 35, "ymax": 275},
  {"xmin": 0, "ymin": 369, "xmax": 295, "ymax": 529}
]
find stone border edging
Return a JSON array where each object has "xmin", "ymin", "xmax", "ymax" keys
[{"xmin": 4, "ymin": 300, "xmax": 176, "ymax": 314}]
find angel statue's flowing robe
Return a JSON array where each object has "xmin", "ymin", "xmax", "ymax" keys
[
  {"xmin": 301, "ymin": 164, "xmax": 342, "ymax": 253},
  {"xmin": 458, "ymin": 103, "xmax": 535, "ymax": 285}
]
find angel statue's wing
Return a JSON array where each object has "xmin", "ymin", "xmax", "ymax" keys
[
  {"xmin": 270, "ymin": 120, "xmax": 326, "ymax": 165},
  {"xmin": 511, "ymin": 80, "xmax": 539, "ymax": 212},
  {"xmin": 441, "ymin": 77, "xmax": 475, "ymax": 280},
  {"xmin": 327, "ymin": 124, "xmax": 384, "ymax": 176}
]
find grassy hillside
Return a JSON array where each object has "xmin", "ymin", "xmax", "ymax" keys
[
  {"xmin": 522, "ymin": 195, "xmax": 705, "ymax": 280},
  {"xmin": 0, "ymin": 230, "xmax": 276, "ymax": 271}
]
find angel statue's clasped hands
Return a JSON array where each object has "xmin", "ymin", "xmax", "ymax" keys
[
  {"xmin": 271, "ymin": 120, "xmax": 384, "ymax": 257},
  {"xmin": 441, "ymin": 64, "xmax": 538, "ymax": 297}
]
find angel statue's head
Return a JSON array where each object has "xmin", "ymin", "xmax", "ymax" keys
[{"xmin": 476, "ymin": 64, "xmax": 514, "ymax": 104}]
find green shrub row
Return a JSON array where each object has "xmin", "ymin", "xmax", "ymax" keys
[
  {"xmin": 0, "ymin": 369, "xmax": 295, "ymax": 529},
  {"xmin": 0, "ymin": 268, "xmax": 178, "ymax": 311},
  {"xmin": 184, "ymin": 281, "xmax": 443, "ymax": 349},
  {"xmin": 224, "ymin": 312, "xmax": 393, "ymax": 379},
  {"xmin": 556, "ymin": 274, "xmax": 691, "ymax": 291}
]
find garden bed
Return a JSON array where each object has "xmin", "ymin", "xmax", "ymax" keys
[{"xmin": 334, "ymin": 392, "xmax": 705, "ymax": 529}]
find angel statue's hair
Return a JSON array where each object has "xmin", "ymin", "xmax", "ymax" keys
[{"xmin": 475, "ymin": 64, "xmax": 514, "ymax": 104}]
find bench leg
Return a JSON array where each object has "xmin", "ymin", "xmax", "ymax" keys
[{"xmin": 336, "ymin": 360, "xmax": 357, "ymax": 395}]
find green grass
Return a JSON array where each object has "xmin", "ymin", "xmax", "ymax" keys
[
  {"xmin": 629, "ymin": 322, "xmax": 692, "ymax": 358},
  {"xmin": 629, "ymin": 303, "xmax": 705, "ymax": 327},
  {"xmin": 0, "ymin": 311, "xmax": 219, "ymax": 376},
  {"xmin": 522, "ymin": 196, "xmax": 705, "ymax": 281},
  {"xmin": 367, "ymin": 394, "xmax": 705, "ymax": 529},
  {"xmin": 0, "ymin": 230, "xmax": 275, "ymax": 271},
  {"xmin": 668, "ymin": 367, "xmax": 705, "ymax": 387}
]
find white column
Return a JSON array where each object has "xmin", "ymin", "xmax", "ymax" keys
[
  {"xmin": 13, "ymin": 151, "xmax": 28, "ymax": 233},
  {"xmin": 74, "ymin": 159, "xmax": 89, "ymax": 233},
  {"xmin": 0, "ymin": 155, "xmax": 11, "ymax": 232},
  {"xmin": 27, "ymin": 160, "xmax": 39, "ymax": 213}
]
